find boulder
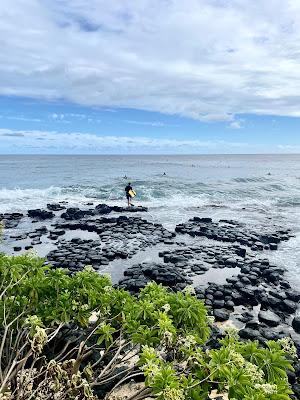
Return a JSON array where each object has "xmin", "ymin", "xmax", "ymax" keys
[
  {"xmin": 213, "ymin": 300, "xmax": 225, "ymax": 308},
  {"xmin": 267, "ymin": 296, "xmax": 281, "ymax": 308},
  {"xmin": 224, "ymin": 301, "xmax": 235, "ymax": 310},
  {"xmin": 193, "ymin": 217, "xmax": 212, "ymax": 223},
  {"xmin": 245, "ymin": 320, "xmax": 260, "ymax": 330},
  {"xmin": 235, "ymin": 247, "xmax": 246, "ymax": 258},
  {"xmin": 61, "ymin": 207, "xmax": 93, "ymax": 220},
  {"xmin": 280, "ymin": 300, "xmax": 298, "ymax": 314},
  {"xmin": 237, "ymin": 311, "xmax": 254, "ymax": 323},
  {"xmin": 269, "ymin": 289, "xmax": 286, "ymax": 300},
  {"xmin": 292, "ymin": 315, "xmax": 300, "ymax": 333},
  {"xmin": 47, "ymin": 203, "xmax": 66, "ymax": 211},
  {"xmin": 292, "ymin": 384, "xmax": 300, "ymax": 400},
  {"xmin": 214, "ymin": 290, "xmax": 224, "ymax": 299},
  {"xmin": 239, "ymin": 328, "xmax": 263, "ymax": 342},
  {"xmin": 213, "ymin": 309, "xmax": 230, "ymax": 321},
  {"xmin": 28, "ymin": 209, "xmax": 54, "ymax": 220},
  {"xmin": 285, "ymin": 289, "xmax": 300, "ymax": 302},
  {"xmin": 259, "ymin": 327, "xmax": 282, "ymax": 341},
  {"xmin": 95, "ymin": 204, "xmax": 112, "ymax": 214},
  {"xmin": 258, "ymin": 310, "xmax": 281, "ymax": 327}
]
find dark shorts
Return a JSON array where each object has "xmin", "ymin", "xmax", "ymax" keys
[{"xmin": 126, "ymin": 194, "xmax": 131, "ymax": 200}]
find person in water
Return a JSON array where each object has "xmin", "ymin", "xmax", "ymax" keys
[{"xmin": 125, "ymin": 182, "xmax": 133, "ymax": 206}]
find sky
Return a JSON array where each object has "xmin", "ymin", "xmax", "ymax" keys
[{"xmin": 0, "ymin": 0, "xmax": 300, "ymax": 154}]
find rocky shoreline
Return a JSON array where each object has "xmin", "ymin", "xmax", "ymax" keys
[{"xmin": 1, "ymin": 203, "xmax": 300, "ymax": 362}]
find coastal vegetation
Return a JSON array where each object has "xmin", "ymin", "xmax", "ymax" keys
[{"xmin": 0, "ymin": 252, "xmax": 297, "ymax": 399}]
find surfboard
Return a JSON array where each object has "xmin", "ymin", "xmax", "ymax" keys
[{"xmin": 128, "ymin": 189, "xmax": 136, "ymax": 198}]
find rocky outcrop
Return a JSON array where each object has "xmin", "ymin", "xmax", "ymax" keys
[
  {"xmin": 175, "ymin": 217, "xmax": 292, "ymax": 250},
  {"xmin": 28, "ymin": 209, "xmax": 54, "ymax": 220},
  {"xmin": 0, "ymin": 212, "xmax": 23, "ymax": 228},
  {"xmin": 119, "ymin": 262, "xmax": 192, "ymax": 293}
]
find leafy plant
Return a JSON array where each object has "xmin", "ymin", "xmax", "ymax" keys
[{"xmin": 0, "ymin": 253, "xmax": 297, "ymax": 400}]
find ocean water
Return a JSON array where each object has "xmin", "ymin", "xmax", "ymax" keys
[{"xmin": 0, "ymin": 154, "xmax": 300, "ymax": 286}]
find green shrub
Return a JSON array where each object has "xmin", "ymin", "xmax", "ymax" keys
[{"xmin": 0, "ymin": 253, "xmax": 296, "ymax": 399}]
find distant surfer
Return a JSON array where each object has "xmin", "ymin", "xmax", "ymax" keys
[
  {"xmin": 123, "ymin": 175, "xmax": 127, "ymax": 179},
  {"xmin": 163, "ymin": 172, "xmax": 166, "ymax": 176},
  {"xmin": 125, "ymin": 182, "xmax": 135, "ymax": 206}
]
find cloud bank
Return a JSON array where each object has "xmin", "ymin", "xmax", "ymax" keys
[
  {"xmin": 0, "ymin": 128, "xmax": 250, "ymax": 154},
  {"xmin": 1, "ymin": 1, "xmax": 300, "ymax": 121}
]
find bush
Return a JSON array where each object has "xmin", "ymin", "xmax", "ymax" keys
[{"xmin": 0, "ymin": 253, "xmax": 296, "ymax": 399}]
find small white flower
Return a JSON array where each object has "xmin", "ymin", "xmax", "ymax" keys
[
  {"xmin": 84, "ymin": 265, "xmax": 95, "ymax": 272},
  {"xmin": 255, "ymin": 383, "xmax": 277, "ymax": 395},
  {"xmin": 278, "ymin": 337, "xmax": 297, "ymax": 358},
  {"xmin": 162, "ymin": 387, "xmax": 185, "ymax": 400},
  {"xmin": 162, "ymin": 303, "xmax": 171, "ymax": 312},
  {"xmin": 230, "ymin": 351, "xmax": 245, "ymax": 367},
  {"xmin": 183, "ymin": 285, "xmax": 196, "ymax": 295},
  {"xmin": 244, "ymin": 362, "xmax": 264, "ymax": 383}
]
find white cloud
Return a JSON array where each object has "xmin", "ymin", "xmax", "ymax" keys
[
  {"xmin": 124, "ymin": 120, "xmax": 179, "ymax": 127},
  {"xmin": 102, "ymin": 109, "xmax": 117, "ymax": 113},
  {"xmin": 229, "ymin": 121, "xmax": 242, "ymax": 129},
  {"xmin": 66, "ymin": 113, "xmax": 87, "ymax": 119},
  {"xmin": 7, "ymin": 116, "xmax": 42, "ymax": 122},
  {"xmin": 0, "ymin": 128, "xmax": 249, "ymax": 153},
  {"xmin": 51, "ymin": 113, "xmax": 65, "ymax": 120},
  {"xmin": 1, "ymin": 1, "xmax": 300, "ymax": 120},
  {"xmin": 50, "ymin": 113, "xmax": 71, "ymax": 124},
  {"xmin": 277, "ymin": 144, "xmax": 300, "ymax": 152}
]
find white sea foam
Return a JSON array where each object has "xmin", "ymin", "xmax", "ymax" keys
[{"xmin": 0, "ymin": 186, "xmax": 94, "ymax": 213}]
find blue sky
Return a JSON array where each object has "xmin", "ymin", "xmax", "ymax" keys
[{"xmin": 0, "ymin": 0, "xmax": 300, "ymax": 154}]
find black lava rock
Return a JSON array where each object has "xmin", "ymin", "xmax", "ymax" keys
[
  {"xmin": 28, "ymin": 209, "xmax": 54, "ymax": 220},
  {"xmin": 213, "ymin": 309, "xmax": 230, "ymax": 321},
  {"xmin": 258, "ymin": 310, "xmax": 281, "ymax": 327},
  {"xmin": 292, "ymin": 315, "xmax": 300, "ymax": 333}
]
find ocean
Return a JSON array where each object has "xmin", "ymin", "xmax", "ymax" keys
[{"xmin": 0, "ymin": 154, "xmax": 300, "ymax": 287}]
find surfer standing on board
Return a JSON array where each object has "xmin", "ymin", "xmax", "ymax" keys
[{"xmin": 125, "ymin": 182, "xmax": 135, "ymax": 207}]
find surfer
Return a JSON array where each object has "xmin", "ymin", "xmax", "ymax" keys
[{"xmin": 125, "ymin": 182, "xmax": 134, "ymax": 206}]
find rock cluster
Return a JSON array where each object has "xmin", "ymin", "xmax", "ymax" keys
[
  {"xmin": 10, "ymin": 226, "xmax": 48, "ymax": 246},
  {"xmin": 159, "ymin": 243, "xmax": 246, "ymax": 274},
  {"xmin": 0, "ymin": 212, "xmax": 23, "ymax": 228},
  {"xmin": 61, "ymin": 204, "xmax": 148, "ymax": 220},
  {"xmin": 28, "ymin": 209, "xmax": 55, "ymax": 220},
  {"xmin": 193, "ymin": 257, "xmax": 300, "ymax": 347},
  {"xmin": 2, "ymin": 206, "xmax": 300, "ymax": 357},
  {"xmin": 47, "ymin": 203, "xmax": 66, "ymax": 211},
  {"xmin": 119, "ymin": 262, "xmax": 192, "ymax": 292},
  {"xmin": 175, "ymin": 217, "xmax": 292, "ymax": 250},
  {"xmin": 47, "ymin": 216, "xmax": 175, "ymax": 270}
]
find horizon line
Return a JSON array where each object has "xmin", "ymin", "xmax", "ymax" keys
[{"xmin": 0, "ymin": 153, "xmax": 299, "ymax": 156}]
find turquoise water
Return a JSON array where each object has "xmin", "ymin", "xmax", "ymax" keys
[{"xmin": 0, "ymin": 154, "xmax": 299, "ymax": 286}]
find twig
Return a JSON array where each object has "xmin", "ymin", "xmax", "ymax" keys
[
  {"xmin": 0, "ymin": 271, "xmax": 30, "ymax": 300},
  {"xmin": 127, "ymin": 386, "xmax": 153, "ymax": 400},
  {"xmin": 103, "ymin": 371, "xmax": 145, "ymax": 399}
]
